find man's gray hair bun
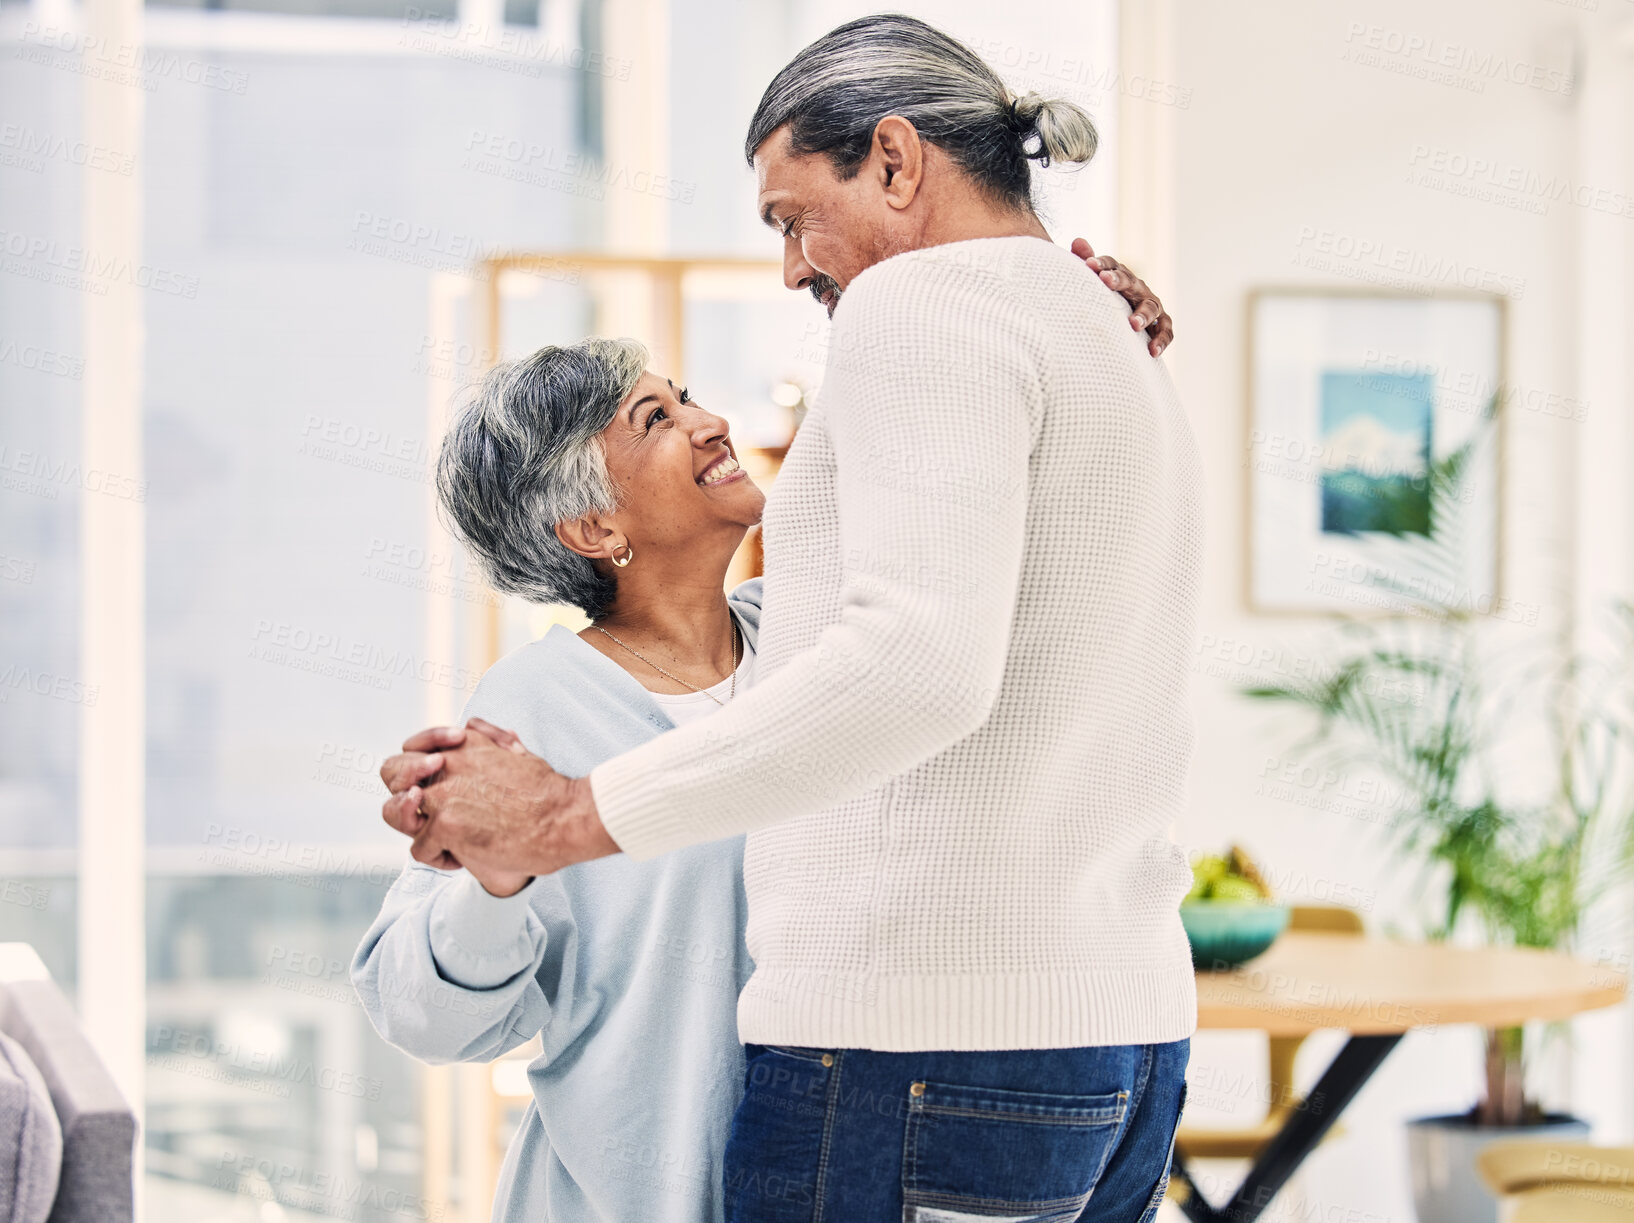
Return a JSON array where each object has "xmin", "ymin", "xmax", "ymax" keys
[{"xmin": 1007, "ymin": 91, "xmax": 1099, "ymax": 167}]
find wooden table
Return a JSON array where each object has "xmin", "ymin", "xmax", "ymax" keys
[{"xmin": 1174, "ymin": 933, "xmax": 1628, "ymax": 1223}]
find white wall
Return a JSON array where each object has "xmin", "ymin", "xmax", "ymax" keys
[{"xmin": 1151, "ymin": 0, "xmax": 1634, "ymax": 1215}]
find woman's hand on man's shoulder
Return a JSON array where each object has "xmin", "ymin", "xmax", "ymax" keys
[{"xmin": 1068, "ymin": 237, "xmax": 1174, "ymax": 358}]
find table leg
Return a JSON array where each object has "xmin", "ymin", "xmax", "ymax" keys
[{"xmin": 1172, "ymin": 1033, "xmax": 1404, "ymax": 1223}]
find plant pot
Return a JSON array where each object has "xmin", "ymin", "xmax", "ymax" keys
[{"xmin": 1406, "ymin": 1111, "xmax": 1590, "ymax": 1223}]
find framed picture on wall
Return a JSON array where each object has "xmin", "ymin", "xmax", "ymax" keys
[{"xmin": 1246, "ymin": 289, "xmax": 1506, "ymax": 616}]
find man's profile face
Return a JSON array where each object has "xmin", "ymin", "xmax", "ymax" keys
[{"xmin": 754, "ymin": 125, "xmax": 904, "ymax": 318}]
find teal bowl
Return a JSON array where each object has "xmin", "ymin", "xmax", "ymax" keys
[{"xmin": 1181, "ymin": 901, "xmax": 1289, "ymax": 971}]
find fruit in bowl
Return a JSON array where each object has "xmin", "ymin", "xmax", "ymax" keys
[{"xmin": 1181, "ymin": 845, "xmax": 1289, "ymax": 971}]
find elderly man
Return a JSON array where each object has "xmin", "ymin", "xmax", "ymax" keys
[{"xmin": 383, "ymin": 14, "xmax": 1198, "ymax": 1222}]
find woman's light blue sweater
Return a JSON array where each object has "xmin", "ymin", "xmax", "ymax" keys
[{"xmin": 351, "ymin": 582, "xmax": 762, "ymax": 1223}]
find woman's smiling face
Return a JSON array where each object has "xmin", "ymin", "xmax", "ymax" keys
[{"xmin": 596, "ymin": 371, "xmax": 766, "ymax": 554}]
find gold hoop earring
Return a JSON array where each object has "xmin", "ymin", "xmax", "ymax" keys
[{"xmin": 611, "ymin": 543, "xmax": 634, "ymax": 568}]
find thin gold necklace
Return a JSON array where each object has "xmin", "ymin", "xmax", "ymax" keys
[{"xmin": 593, "ymin": 621, "xmax": 741, "ymax": 706}]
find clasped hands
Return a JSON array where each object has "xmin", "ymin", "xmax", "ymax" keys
[{"xmin": 378, "ymin": 720, "xmax": 618, "ymax": 897}]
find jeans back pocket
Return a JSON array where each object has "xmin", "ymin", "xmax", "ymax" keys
[{"xmin": 903, "ymin": 1081, "xmax": 1128, "ymax": 1223}]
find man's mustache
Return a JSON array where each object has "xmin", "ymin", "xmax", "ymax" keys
[{"xmin": 808, "ymin": 274, "xmax": 841, "ymax": 311}]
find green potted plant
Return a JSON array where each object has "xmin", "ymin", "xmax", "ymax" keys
[
  {"xmin": 1241, "ymin": 421, "xmax": 1634, "ymax": 1221},
  {"xmin": 1242, "ymin": 601, "xmax": 1634, "ymax": 1222}
]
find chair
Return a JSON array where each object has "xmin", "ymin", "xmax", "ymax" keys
[
  {"xmin": 0, "ymin": 945, "xmax": 137, "ymax": 1223},
  {"xmin": 1477, "ymin": 1140, "xmax": 1634, "ymax": 1223},
  {"xmin": 1173, "ymin": 905, "xmax": 1367, "ymax": 1163}
]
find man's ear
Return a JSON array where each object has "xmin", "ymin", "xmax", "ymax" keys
[
  {"xmin": 554, "ymin": 515, "xmax": 618, "ymax": 562},
  {"xmin": 871, "ymin": 115, "xmax": 924, "ymax": 211}
]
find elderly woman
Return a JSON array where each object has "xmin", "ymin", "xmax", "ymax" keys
[
  {"xmin": 353, "ymin": 270, "xmax": 1169, "ymax": 1220},
  {"xmin": 352, "ymin": 337, "xmax": 765, "ymax": 1223}
]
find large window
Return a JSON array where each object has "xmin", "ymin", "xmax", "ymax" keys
[
  {"xmin": 3, "ymin": 5, "xmax": 599, "ymax": 1217},
  {"xmin": 0, "ymin": 5, "xmax": 84, "ymax": 995}
]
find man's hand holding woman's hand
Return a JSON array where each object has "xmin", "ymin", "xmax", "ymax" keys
[{"xmin": 379, "ymin": 720, "xmax": 616, "ymax": 896}]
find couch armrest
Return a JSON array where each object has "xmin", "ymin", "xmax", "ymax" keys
[{"xmin": 0, "ymin": 980, "xmax": 137, "ymax": 1223}]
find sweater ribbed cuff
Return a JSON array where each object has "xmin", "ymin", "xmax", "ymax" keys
[
  {"xmin": 591, "ymin": 753, "xmax": 692, "ymax": 862},
  {"xmin": 428, "ymin": 873, "xmax": 539, "ymax": 989}
]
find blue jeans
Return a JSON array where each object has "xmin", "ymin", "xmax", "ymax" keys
[{"xmin": 723, "ymin": 1039, "xmax": 1189, "ymax": 1223}]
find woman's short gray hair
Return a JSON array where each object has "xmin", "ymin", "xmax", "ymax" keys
[
  {"xmin": 744, "ymin": 13, "xmax": 1097, "ymax": 212},
  {"xmin": 436, "ymin": 338, "xmax": 648, "ymax": 620}
]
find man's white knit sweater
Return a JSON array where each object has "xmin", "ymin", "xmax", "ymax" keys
[{"xmin": 592, "ymin": 235, "xmax": 1202, "ymax": 1051}]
